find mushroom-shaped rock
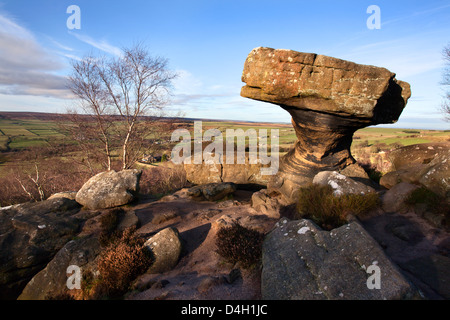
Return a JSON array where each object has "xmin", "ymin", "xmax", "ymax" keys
[{"xmin": 241, "ymin": 47, "xmax": 411, "ymax": 201}]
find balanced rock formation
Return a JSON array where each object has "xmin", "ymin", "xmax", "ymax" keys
[
  {"xmin": 76, "ymin": 169, "xmax": 142, "ymax": 210},
  {"xmin": 241, "ymin": 47, "xmax": 411, "ymax": 201}
]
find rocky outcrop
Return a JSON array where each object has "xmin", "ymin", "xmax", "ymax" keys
[
  {"xmin": 380, "ymin": 143, "xmax": 450, "ymax": 198},
  {"xmin": 251, "ymin": 189, "xmax": 287, "ymax": 219},
  {"xmin": 261, "ymin": 218, "xmax": 418, "ymax": 300},
  {"xmin": 187, "ymin": 182, "xmax": 237, "ymax": 201},
  {"xmin": 76, "ymin": 169, "xmax": 142, "ymax": 210},
  {"xmin": 312, "ymin": 171, "xmax": 376, "ymax": 196},
  {"xmin": 18, "ymin": 235, "xmax": 101, "ymax": 300},
  {"xmin": 0, "ymin": 198, "xmax": 82, "ymax": 299},
  {"xmin": 241, "ymin": 47, "xmax": 411, "ymax": 201},
  {"xmin": 382, "ymin": 182, "xmax": 420, "ymax": 212},
  {"xmin": 48, "ymin": 191, "xmax": 78, "ymax": 201},
  {"xmin": 184, "ymin": 155, "xmax": 272, "ymax": 186},
  {"xmin": 16, "ymin": 208, "xmax": 140, "ymax": 300}
]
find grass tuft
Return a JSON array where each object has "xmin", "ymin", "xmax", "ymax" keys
[{"xmin": 295, "ymin": 184, "xmax": 379, "ymax": 230}]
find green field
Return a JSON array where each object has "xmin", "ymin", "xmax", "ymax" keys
[
  {"xmin": 352, "ymin": 127, "xmax": 449, "ymax": 147},
  {"xmin": 0, "ymin": 118, "xmax": 67, "ymax": 151},
  {"xmin": 0, "ymin": 115, "xmax": 449, "ymax": 154}
]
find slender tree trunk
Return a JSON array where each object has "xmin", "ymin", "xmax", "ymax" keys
[
  {"xmin": 122, "ymin": 123, "xmax": 134, "ymax": 170},
  {"xmin": 105, "ymin": 140, "xmax": 112, "ymax": 171}
]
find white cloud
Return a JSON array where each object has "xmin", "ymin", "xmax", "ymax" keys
[
  {"xmin": 171, "ymin": 69, "xmax": 234, "ymax": 105},
  {"xmin": 382, "ymin": 3, "xmax": 450, "ymax": 27},
  {"xmin": 0, "ymin": 13, "xmax": 71, "ymax": 98},
  {"xmin": 69, "ymin": 32, "xmax": 123, "ymax": 57},
  {"xmin": 340, "ymin": 36, "xmax": 444, "ymax": 79},
  {"xmin": 47, "ymin": 36, "xmax": 74, "ymax": 52},
  {"xmin": 172, "ymin": 69, "xmax": 203, "ymax": 94}
]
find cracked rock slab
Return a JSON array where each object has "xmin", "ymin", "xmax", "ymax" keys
[{"xmin": 261, "ymin": 218, "xmax": 418, "ymax": 300}]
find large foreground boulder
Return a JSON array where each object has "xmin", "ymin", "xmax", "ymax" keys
[
  {"xmin": 0, "ymin": 198, "xmax": 82, "ymax": 299},
  {"xmin": 76, "ymin": 169, "xmax": 142, "ymax": 210},
  {"xmin": 262, "ymin": 218, "xmax": 418, "ymax": 300},
  {"xmin": 241, "ymin": 47, "xmax": 411, "ymax": 202}
]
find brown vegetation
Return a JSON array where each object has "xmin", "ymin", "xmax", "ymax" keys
[
  {"xmin": 215, "ymin": 223, "xmax": 265, "ymax": 268},
  {"xmin": 139, "ymin": 164, "xmax": 187, "ymax": 197},
  {"xmin": 295, "ymin": 184, "xmax": 380, "ymax": 230},
  {"xmin": 83, "ymin": 227, "xmax": 153, "ymax": 299},
  {"xmin": 0, "ymin": 147, "xmax": 90, "ymax": 206}
]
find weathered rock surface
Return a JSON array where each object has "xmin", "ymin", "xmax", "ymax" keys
[
  {"xmin": 312, "ymin": 171, "xmax": 376, "ymax": 196},
  {"xmin": 251, "ymin": 189, "xmax": 287, "ymax": 219},
  {"xmin": 16, "ymin": 207, "xmax": 141, "ymax": 300},
  {"xmin": 76, "ymin": 169, "xmax": 142, "ymax": 210},
  {"xmin": 399, "ymin": 254, "xmax": 450, "ymax": 299},
  {"xmin": 184, "ymin": 155, "xmax": 272, "ymax": 186},
  {"xmin": 48, "ymin": 191, "xmax": 78, "ymax": 201},
  {"xmin": 18, "ymin": 235, "xmax": 101, "ymax": 300},
  {"xmin": 241, "ymin": 47, "xmax": 411, "ymax": 201},
  {"xmin": 389, "ymin": 143, "xmax": 449, "ymax": 171},
  {"xmin": 382, "ymin": 182, "xmax": 420, "ymax": 212},
  {"xmin": 117, "ymin": 210, "xmax": 140, "ymax": 231},
  {"xmin": 380, "ymin": 143, "xmax": 450, "ymax": 198},
  {"xmin": 262, "ymin": 218, "xmax": 418, "ymax": 300},
  {"xmin": 145, "ymin": 227, "xmax": 183, "ymax": 274},
  {"xmin": 187, "ymin": 182, "xmax": 237, "ymax": 201},
  {"xmin": 0, "ymin": 198, "xmax": 82, "ymax": 299}
]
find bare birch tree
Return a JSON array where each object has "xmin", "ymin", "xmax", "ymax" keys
[
  {"xmin": 66, "ymin": 44, "xmax": 177, "ymax": 171},
  {"xmin": 442, "ymin": 44, "xmax": 450, "ymax": 122},
  {"xmin": 67, "ymin": 56, "xmax": 115, "ymax": 170}
]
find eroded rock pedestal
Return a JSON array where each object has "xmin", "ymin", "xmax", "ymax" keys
[{"xmin": 241, "ymin": 47, "xmax": 411, "ymax": 201}]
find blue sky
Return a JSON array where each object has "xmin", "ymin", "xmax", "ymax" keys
[{"xmin": 0, "ymin": 0, "xmax": 449, "ymax": 129}]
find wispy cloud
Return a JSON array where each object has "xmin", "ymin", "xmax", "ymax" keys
[
  {"xmin": 69, "ymin": 32, "xmax": 123, "ymax": 57},
  {"xmin": 0, "ymin": 13, "xmax": 71, "ymax": 98},
  {"xmin": 172, "ymin": 69, "xmax": 234, "ymax": 105},
  {"xmin": 382, "ymin": 3, "xmax": 450, "ymax": 27},
  {"xmin": 47, "ymin": 36, "xmax": 74, "ymax": 52},
  {"xmin": 339, "ymin": 33, "xmax": 444, "ymax": 79}
]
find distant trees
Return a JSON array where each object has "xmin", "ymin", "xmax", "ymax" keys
[
  {"xmin": 66, "ymin": 44, "xmax": 177, "ymax": 171},
  {"xmin": 442, "ymin": 43, "xmax": 450, "ymax": 122}
]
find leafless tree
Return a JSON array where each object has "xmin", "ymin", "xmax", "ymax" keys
[
  {"xmin": 441, "ymin": 44, "xmax": 450, "ymax": 122},
  {"xmin": 67, "ymin": 57, "xmax": 116, "ymax": 170},
  {"xmin": 66, "ymin": 44, "xmax": 177, "ymax": 171}
]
